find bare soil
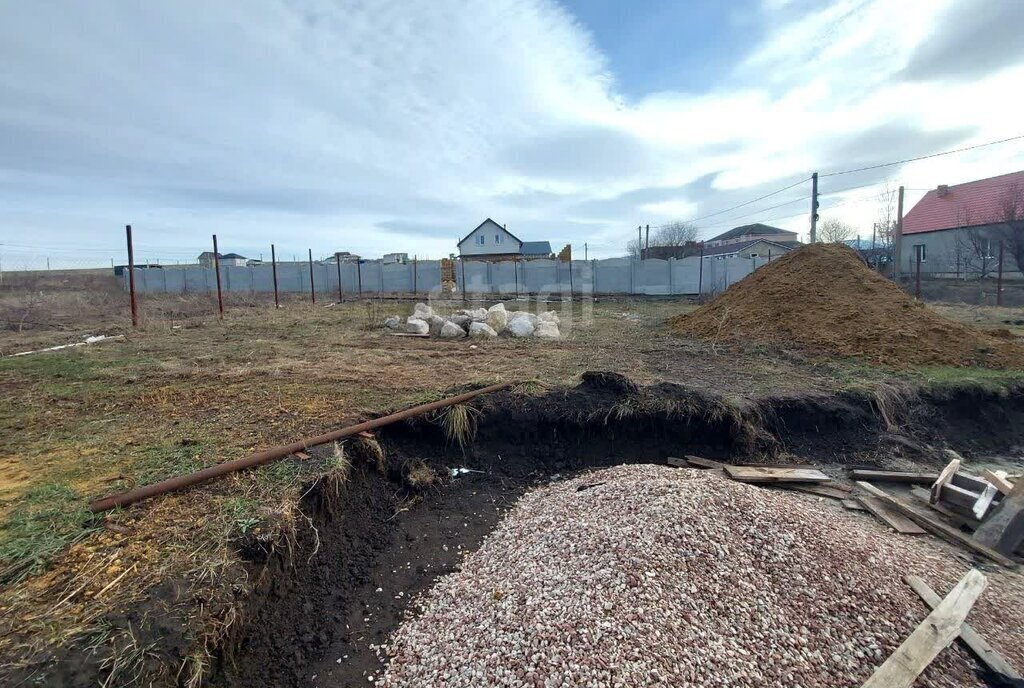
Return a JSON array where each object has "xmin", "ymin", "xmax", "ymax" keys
[{"xmin": 672, "ymin": 243, "xmax": 1024, "ymax": 368}]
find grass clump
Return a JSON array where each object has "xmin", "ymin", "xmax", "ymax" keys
[
  {"xmin": 435, "ymin": 403, "xmax": 481, "ymax": 447},
  {"xmin": 0, "ymin": 483, "xmax": 99, "ymax": 584}
]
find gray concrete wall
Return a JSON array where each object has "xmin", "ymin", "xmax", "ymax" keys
[{"xmin": 126, "ymin": 256, "xmax": 765, "ymax": 296}]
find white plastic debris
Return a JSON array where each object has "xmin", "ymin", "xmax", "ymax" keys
[{"xmin": 10, "ymin": 334, "xmax": 125, "ymax": 358}]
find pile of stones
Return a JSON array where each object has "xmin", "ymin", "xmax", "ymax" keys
[{"xmin": 383, "ymin": 303, "xmax": 560, "ymax": 339}]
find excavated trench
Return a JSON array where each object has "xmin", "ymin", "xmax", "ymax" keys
[{"xmin": 212, "ymin": 373, "xmax": 1024, "ymax": 687}]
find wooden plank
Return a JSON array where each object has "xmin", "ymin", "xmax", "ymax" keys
[
  {"xmin": 388, "ymin": 332, "xmax": 430, "ymax": 338},
  {"xmin": 724, "ymin": 465, "xmax": 829, "ymax": 484},
  {"xmin": 856, "ymin": 482, "xmax": 1017, "ymax": 568},
  {"xmin": 666, "ymin": 456, "xmax": 688, "ymax": 467},
  {"xmin": 974, "ymin": 479, "xmax": 1024, "ymax": 555},
  {"xmin": 684, "ymin": 456, "xmax": 725, "ymax": 469},
  {"xmin": 850, "ymin": 470, "xmax": 938, "ymax": 484},
  {"xmin": 931, "ymin": 458, "xmax": 961, "ymax": 504},
  {"xmin": 983, "ymin": 469, "xmax": 1015, "ymax": 496},
  {"xmin": 909, "ymin": 487, "xmax": 980, "ymax": 530},
  {"xmin": 940, "ymin": 483, "xmax": 982, "ymax": 510},
  {"xmin": 951, "ymin": 472, "xmax": 991, "ymax": 493},
  {"xmin": 857, "ymin": 496, "xmax": 926, "ymax": 535},
  {"xmin": 843, "ymin": 499, "xmax": 866, "ymax": 511},
  {"xmin": 861, "ymin": 569, "xmax": 987, "ymax": 688},
  {"xmin": 904, "ymin": 575, "xmax": 1021, "ymax": 680},
  {"xmin": 972, "ymin": 483, "xmax": 999, "ymax": 521},
  {"xmin": 778, "ymin": 483, "xmax": 851, "ymax": 500}
]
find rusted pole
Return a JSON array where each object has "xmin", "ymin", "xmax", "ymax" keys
[
  {"xmin": 356, "ymin": 259, "xmax": 363, "ymax": 297},
  {"xmin": 89, "ymin": 381, "xmax": 514, "ymax": 512},
  {"xmin": 335, "ymin": 253, "xmax": 343, "ymax": 302},
  {"xmin": 212, "ymin": 234, "xmax": 224, "ymax": 319},
  {"xmin": 997, "ymin": 240, "xmax": 1004, "ymax": 307},
  {"xmin": 308, "ymin": 249, "xmax": 316, "ymax": 303},
  {"xmin": 271, "ymin": 244, "xmax": 279, "ymax": 308},
  {"xmin": 915, "ymin": 249, "xmax": 922, "ymax": 300},
  {"xmin": 413, "ymin": 255, "xmax": 418, "ymax": 296},
  {"xmin": 126, "ymin": 224, "xmax": 139, "ymax": 327}
]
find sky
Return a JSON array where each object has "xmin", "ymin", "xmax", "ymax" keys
[{"xmin": 2, "ymin": 0, "xmax": 1024, "ymax": 269}]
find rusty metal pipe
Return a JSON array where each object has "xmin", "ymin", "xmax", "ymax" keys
[{"xmin": 90, "ymin": 381, "xmax": 513, "ymax": 512}]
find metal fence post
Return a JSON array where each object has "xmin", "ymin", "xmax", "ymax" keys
[
  {"xmin": 212, "ymin": 234, "xmax": 224, "ymax": 319},
  {"xmin": 336, "ymin": 253, "xmax": 343, "ymax": 302},
  {"xmin": 271, "ymin": 244, "xmax": 279, "ymax": 308},
  {"xmin": 308, "ymin": 249, "xmax": 316, "ymax": 304},
  {"xmin": 915, "ymin": 249, "xmax": 922, "ymax": 300},
  {"xmin": 126, "ymin": 225, "xmax": 139, "ymax": 327},
  {"xmin": 357, "ymin": 260, "xmax": 363, "ymax": 297},
  {"xmin": 997, "ymin": 240, "xmax": 1004, "ymax": 307}
]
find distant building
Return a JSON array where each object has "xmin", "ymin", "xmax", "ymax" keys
[
  {"xmin": 700, "ymin": 239, "xmax": 793, "ymax": 260},
  {"xmin": 326, "ymin": 252, "xmax": 361, "ymax": 264},
  {"xmin": 705, "ymin": 223, "xmax": 800, "ymax": 248},
  {"xmin": 383, "ymin": 252, "xmax": 409, "ymax": 265},
  {"xmin": 457, "ymin": 218, "xmax": 552, "ymax": 261},
  {"xmin": 246, "ymin": 258, "xmax": 264, "ymax": 267},
  {"xmin": 898, "ymin": 170, "xmax": 1024, "ymax": 277},
  {"xmin": 197, "ymin": 252, "xmax": 247, "ymax": 267}
]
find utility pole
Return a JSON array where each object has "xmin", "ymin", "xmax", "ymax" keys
[
  {"xmin": 637, "ymin": 226, "xmax": 642, "ymax": 258},
  {"xmin": 584, "ymin": 243, "xmax": 588, "ymax": 260},
  {"xmin": 645, "ymin": 224, "xmax": 650, "ymax": 256},
  {"xmin": 894, "ymin": 185, "xmax": 905, "ymax": 282},
  {"xmin": 997, "ymin": 240, "xmax": 1005, "ymax": 307},
  {"xmin": 809, "ymin": 172, "xmax": 819, "ymax": 243}
]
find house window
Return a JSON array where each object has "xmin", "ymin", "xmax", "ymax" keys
[
  {"xmin": 476, "ymin": 235, "xmax": 485, "ymax": 245},
  {"xmin": 495, "ymin": 234, "xmax": 502, "ymax": 244},
  {"xmin": 914, "ymin": 244, "xmax": 926, "ymax": 262}
]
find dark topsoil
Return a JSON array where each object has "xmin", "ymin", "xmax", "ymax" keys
[{"xmin": 209, "ymin": 372, "xmax": 1024, "ymax": 688}]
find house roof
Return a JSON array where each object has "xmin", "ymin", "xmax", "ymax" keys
[
  {"xmin": 707, "ymin": 223, "xmax": 796, "ymax": 243},
  {"xmin": 902, "ymin": 170, "xmax": 1024, "ymax": 235},
  {"xmin": 520, "ymin": 241, "xmax": 552, "ymax": 255},
  {"xmin": 700, "ymin": 238, "xmax": 793, "ymax": 257},
  {"xmin": 221, "ymin": 253, "xmax": 246, "ymax": 259},
  {"xmin": 456, "ymin": 218, "xmax": 523, "ymax": 247}
]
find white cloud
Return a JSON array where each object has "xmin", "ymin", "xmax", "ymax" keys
[{"xmin": 0, "ymin": 0, "xmax": 1022, "ymax": 267}]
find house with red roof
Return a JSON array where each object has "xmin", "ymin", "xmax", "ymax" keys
[{"xmin": 898, "ymin": 170, "xmax": 1024, "ymax": 278}]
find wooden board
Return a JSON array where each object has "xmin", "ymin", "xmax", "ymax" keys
[
  {"xmin": 666, "ymin": 456, "xmax": 689, "ymax": 467},
  {"xmin": 940, "ymin": 483, "xmax": 983, "ymax": 510},
  {"xmin": 950, "ymin": 472, "xmax": 991, "ymax": 493},
  {"xmin": 777, "ymin": 483, "xmax": 851, "ymax": 500},
  {"xmin": 861, "ymin": 569, "xmax": 987, "ymax": 688},
  {"xmin": 973, "ymin": 478, "xmax": 1024, "ymax": 555},
  {"xmin": 909, "ymin": 487, "xmax": 980, "ymax": 530},
  {"xmin": 904, "ymin": 575, "xmax": 1021, "ymax": 680},
  {"xmin": 856, "ymin": 482, "xmax": 1017, "ymax": 568},
  {"xmin": 972, "ymin": 483, "xmax": 999, "ymax": 521},
  {"xmin": 849, "ymin": 470, "xmax": 938, "ymax": 484},
  {"xmin": 857, "ymin": 496, "xmax": 926, "ymax": 535},
  {"xmin": 388, "ymin": 332, "xmax": 430, "ymax": 338},
  {"xmin": 931, "ymin": 458, "xmax": 961, "ymax": 504},
  {"xmin": 983, "ymin": 469, "xmax": 1015, "ymax": 496},
  {"xmin": 724, "ymin": 465, "xmax": 829, "ymax": 484},
  {"xmin": 684, "ymin": 456, "xmax": 725, "ymax": 469},
  {"xmin": 843, "ymin": 499, "xmax": 866, "ymax": 511}
]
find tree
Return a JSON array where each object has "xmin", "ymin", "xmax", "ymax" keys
[
  {"xmin": 998, "ymin": 181, "xmax": 1024, "ymax": 273},
  {"xmin": 625, "ymin": 237, "xmax": 642, "ymax": 258},
  {"xmin": 817, "ymin": 218, "xmax": 854, "ymax": 244},
  {"xmin": 653, "ymin": 222, "xmax": 698, "ymax": 247}
]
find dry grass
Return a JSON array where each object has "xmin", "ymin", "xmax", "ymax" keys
[{"xmin": 0, "ymin": 289, "xmax": 1020, "ymax": 685}]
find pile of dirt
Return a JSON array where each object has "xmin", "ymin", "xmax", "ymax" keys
[{"xmin": 671, "ymin": 243, "xmax": 1024, "ymax": 368}]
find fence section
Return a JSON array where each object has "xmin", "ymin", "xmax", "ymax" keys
[{"xmin": 125, "ymin": 256, "xmax": 763, "ymax": 296}]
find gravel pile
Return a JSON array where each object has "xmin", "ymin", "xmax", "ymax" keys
[{"xmin": 377, "ymin": 465, "xmax": 1024, "ymax": 687}]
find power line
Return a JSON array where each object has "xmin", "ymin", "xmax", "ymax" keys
[
  {"xmin": 819, "ymin": 133, "xmax": 1024, "ymax": 178},
  {"xmin": 682, "ymin": 176, "xmax": 811, "ymax": 224}
]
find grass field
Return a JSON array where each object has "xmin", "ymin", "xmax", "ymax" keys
[{"xmin": 0, "ymin": 285, "xmax": 1022, "ymax": 684}]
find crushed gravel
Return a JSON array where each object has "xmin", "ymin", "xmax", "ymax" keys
[{"xmin": 376, "ymin": 465, "xmax": 1024, "ymax": 687}]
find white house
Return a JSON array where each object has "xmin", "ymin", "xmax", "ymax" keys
[{"xmin": 456, "ymin": 219, "xmax": 552, "ymax": 261}]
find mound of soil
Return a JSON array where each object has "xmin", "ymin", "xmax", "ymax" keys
[{"xmin": 671, "ymin": 243, "xmax": 1024, "ymax": 368}]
